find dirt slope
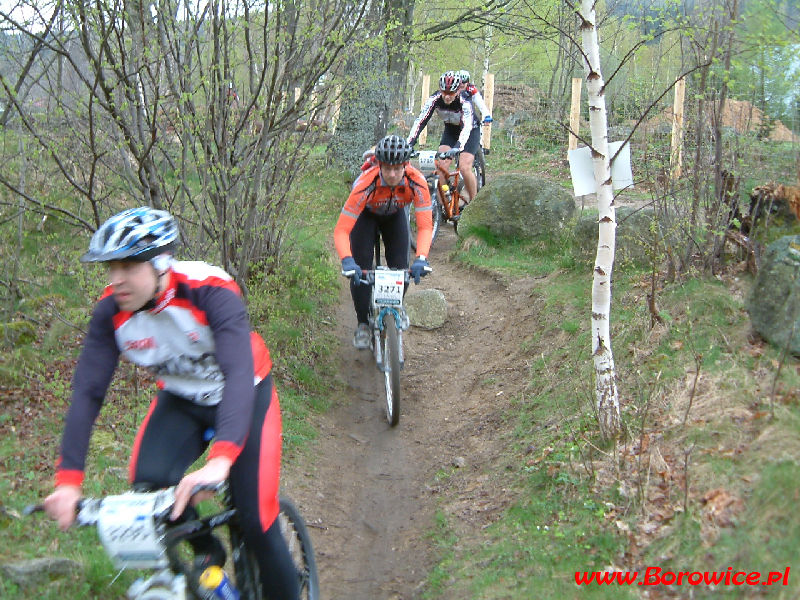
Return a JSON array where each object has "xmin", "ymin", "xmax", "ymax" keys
[{"xmin": 282, "ymin": 227, "xmax": 545, "ymax": 599}]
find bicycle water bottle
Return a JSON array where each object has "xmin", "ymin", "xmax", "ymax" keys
[
  {"xmin": 441, "ymin": 183, "xmax": 452, "ymax": 202},
  {"xmin": 199, "ymin": 565, "xmax": 240, "ymax": 600}
]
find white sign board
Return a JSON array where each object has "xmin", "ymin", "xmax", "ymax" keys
[{"xmin": 568, "ymin": 141, "xmax": 634, "ymax": 197}]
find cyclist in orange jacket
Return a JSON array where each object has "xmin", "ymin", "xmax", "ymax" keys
[{"xmin": 334, "ymin": 135, "xmax": 433, "ymax": 349}]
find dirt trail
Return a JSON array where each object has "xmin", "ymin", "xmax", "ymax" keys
[{"xmin": 282, "ymin": 227, "xmax": 543, "ymax": 600}]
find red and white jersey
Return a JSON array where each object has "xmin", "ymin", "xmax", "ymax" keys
[{"xmin": 55, "ymin": 260, "xmax": 271, "ymax": 487}]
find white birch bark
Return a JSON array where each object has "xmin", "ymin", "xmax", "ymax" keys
[{"xmin": 577, "ymin": 0, "xmax": 621, "ymax": 439}]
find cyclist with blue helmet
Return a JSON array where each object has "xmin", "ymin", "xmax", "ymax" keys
[{"xmin": 43, "ymin": 207, "xmax": 300, "ymax": 599}]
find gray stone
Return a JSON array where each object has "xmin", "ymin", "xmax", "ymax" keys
[
  {"xmin": 457, "ymin": 174, "xmax": 575, "ymax": 242},
  {"xmin": 746, "ymin": 235, "xmax": 800, "ymax": 355},
  {"xmin": 1, "ymin": 557, "xmax": 82, "ymax": 587},
  {"xmin": 573, "ymin": 206, "xmax": 663, "ymax": 267},
  {"xmin": 405, "ymin": 288, "xmax": 447, "ymax": 330}
]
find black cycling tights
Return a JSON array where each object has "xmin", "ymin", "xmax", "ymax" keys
[
  {"xmin": 350, "ymin": 208, "xmax": 410, "ymax": 324},
  {"xmin": 130, "ymin": 377, "xmax": 300, "ymax": 599}
]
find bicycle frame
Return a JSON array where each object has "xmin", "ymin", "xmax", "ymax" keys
[{"xmin": 416, "ymin": 150, "xmax": 463, "ymax": 223}]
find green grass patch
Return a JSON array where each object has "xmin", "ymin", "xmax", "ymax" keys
[{"xmin": 423, "ymin": 217, "xmax": 800, "ymax": 598}]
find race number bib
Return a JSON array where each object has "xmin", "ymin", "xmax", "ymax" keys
[
  {"xmin": 416, "ymin": 150, "xmax": 437, "ymax": 174},
  {"xmin": 373, "ymin": 269, "xmax": 404, "ymax": 306},
  {"xmin": 96, "ymin": 490, "xmax": 173, "ymax": 568}
]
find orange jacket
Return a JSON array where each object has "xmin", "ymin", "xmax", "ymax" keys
[{"xmin": 334, "ymin": 164, "xmax": 433, "ymax": 259}]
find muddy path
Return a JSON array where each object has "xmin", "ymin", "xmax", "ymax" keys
[{"xmin": 282, "ymin": 226, "xmax": 542, "ymax": 600}]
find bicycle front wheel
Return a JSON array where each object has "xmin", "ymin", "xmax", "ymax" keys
[
  {"xmin": 278, "ymin": 496, "xmax": 320, "ymax": 600},
  {"xmin": 381, "ymin": 313, "xmax": 401, "ymax": 427},
  {"xmin": 229, "ymin": 521, "xmax": 264, "ymax": 600}
]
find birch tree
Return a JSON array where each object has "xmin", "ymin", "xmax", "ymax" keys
[{"xmin": 575, "ymin": 0, "xmax": 620, "ymax": 439}]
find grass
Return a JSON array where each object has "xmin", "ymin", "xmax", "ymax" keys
[
  {"xmin": 420, "ymin": 206, "xmax": 800, "ymax": 598},
  {"xmin": 1, "ymin": 124, "xmax": 798, "ymax": 598}
]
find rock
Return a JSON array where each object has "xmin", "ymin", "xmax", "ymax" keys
[
  {"xmin": 573, "ymin": 206, "xmax": 665, "ymax": 267},
  {"xmin": 1, "ymin": 557, "xmax": 82, "ymax": 587},
  {"xmin": 746, "ymin": 235, "xmax": 800, "ymax": 355},
  {"xmin": 405, "ymin": 288, "xmax": 447, "ymax": 330},
  {"xmin": 457, "ymin": 174, "xmax": 575, "ymax": 242},
  {"xmin": 0, "ymin": 320, "xmax": 36, "ymax": 347}
]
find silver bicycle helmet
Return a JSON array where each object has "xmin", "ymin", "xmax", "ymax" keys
[
  {"xmin": 374, "ymin": 135, "xmax": 412, "ymax": 165},
  {"xmin": 439, "ymin": 71, "xmax": 460, "ymax": 92},
  {"xmin": 81, "ymin": 206, "xmax": 178, "ymax": 263}
]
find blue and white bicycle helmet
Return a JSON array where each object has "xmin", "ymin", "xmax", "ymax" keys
[
  {"xmin": 457, "ymin": 70, "xmax": 471, "ymax": 85},
  {"xmin": 81, "ymin": 206, "xmax": 178, "ymax": 263}
]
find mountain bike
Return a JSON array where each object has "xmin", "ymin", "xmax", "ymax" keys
[
  {"xmin": 409, "ymin": 145, "xmax": 486, "ymax": 251},
  {"xmin": 26, "ymin": 484, "xmax": 319, "ymax": 600},
  {"xmin": 351, "ymin": 266, "xmax": 429, "ymax": 426}
]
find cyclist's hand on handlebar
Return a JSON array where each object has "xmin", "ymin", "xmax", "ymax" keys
[
  {"xmin": 444, "ymin": 148, "xmax": 461, "ymax": 159},
  {"xmin": 410, "ymin": 256, "xmax": 431, "ymax": 284},
  {"xmin": 341, "ymin": 257, "xmax": 362, "ymax": 285},
  {"xmin": 171, "ymin": 457, "xmax": 232, "ymax": 521},
  {"xmin": 43, "ymin": 485, "xmax": 81, "ymax": 531}
]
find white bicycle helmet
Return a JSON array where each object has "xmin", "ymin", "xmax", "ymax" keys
[
  {"xmin": 458, "ymin": 70, "xmax": 471, "ymax": 85},
  {"xmin": 81, "ymin": 206, "xmax": 178, "ymax": 263},
  {"xmin": 375, "ymin": 135, "xmax": 412, "ymax": 165},
  {"xmin": 439, "ymin": 71, "xmax": 460, "ymax": 93}
]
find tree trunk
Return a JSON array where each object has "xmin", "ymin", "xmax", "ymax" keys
[{"xmin": 577, "ymin": 0, "xmax": 621, "ymax": 440}]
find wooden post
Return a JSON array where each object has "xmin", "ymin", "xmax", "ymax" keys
[
  {"xmin": 670, "ymin": 77, "xmax": 686, "ymax": 181},
  {"xmin": 482, "ymin": 72, "xmax": 495, "ymax": 151},
  {"xmin": 330, "ymin": 85, "xmax": 342, "ymax": 134},
  {"xmin": 568, "ymin": 77, "xmax": 582, "ymax": 151},
  {"xmin": 419, "ymin": 74, "xmax": 430, "ymax": 146}
]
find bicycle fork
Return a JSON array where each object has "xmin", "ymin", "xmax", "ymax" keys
[{"xmin": 373, "ymin": 308, "xmax": 408, "ymax": 371}]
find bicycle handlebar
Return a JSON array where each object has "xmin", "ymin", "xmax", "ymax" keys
[
  {"xmin": 23, "ymin": 482, "xmax": 226, "ymax": 523},
  {"xmin": 435, "ymin": 149, "xmax": 462, "ymax": 160}
]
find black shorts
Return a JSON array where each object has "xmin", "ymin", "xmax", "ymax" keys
[{"xmin": 440, "ymin": 124, "xmax": 481, "ymax": 156}]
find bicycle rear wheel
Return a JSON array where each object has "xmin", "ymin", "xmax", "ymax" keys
[
  {"xmin": 381, "ymin": 312, "xmax": 401, "ymax": 426},
  {"xmin": 278, "ymin": 496, "xmax": 320, "ymax": 600}
]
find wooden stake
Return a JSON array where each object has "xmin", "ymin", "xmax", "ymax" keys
[
  {"xmin": 670, "ymin": 77, "xmax": 686, "ymax": 181},
  {"xmin": 419, "ymin": 74, "xmax": 430, "ymax": 146},
  {"xmin": 569, "ymin": 77, "xmax": 582, "ymax": 151},
  {"xmin": 482, "ymin": 73, "xmax": 495, "ymax": 151}
]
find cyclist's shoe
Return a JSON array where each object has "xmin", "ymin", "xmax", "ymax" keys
[
  {"xmin": 353, "ymin": 323, "xmax": 371, "ymax": 350},
  {"xmin": 191, "ymin": 533, "xmax": 227, "ymax": 571}
]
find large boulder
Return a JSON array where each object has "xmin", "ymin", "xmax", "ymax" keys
[
  {"xmin": 746, "ymin": 235, "xmax": 800, "ymax": 355},
  {"xmin": 457, "ymin": 175, "xmax": 575, "ymax": 242},
  {"xmin": 405, "ymin": 288, "xmax": 447, "ymax": 330},
  {"xmin": 573, "ymin": 206, "xmax": 663, "ymax": 267}
]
